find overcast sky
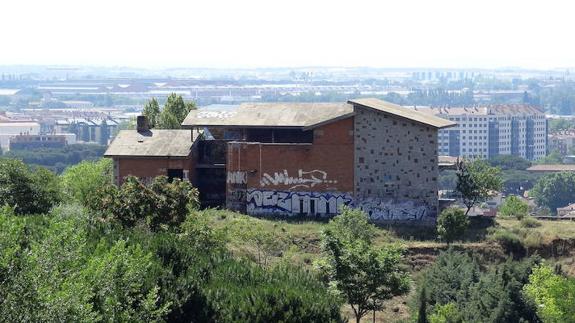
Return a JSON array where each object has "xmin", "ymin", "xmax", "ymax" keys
[{"xmin": 1, "ymin": 0, "xmax": 574, "ymax": 69}]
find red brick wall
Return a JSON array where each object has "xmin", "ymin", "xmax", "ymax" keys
[
  {"xmin": 114, "ymin": 156, "xmax": 195, "ymax": 185},
  {"xmin": 226, "ymin": 118, "xmax": 354, "ymax": 215},
  {"xmin": 227, "ymin": 117, "xmax": 354, "ymax": 192}
]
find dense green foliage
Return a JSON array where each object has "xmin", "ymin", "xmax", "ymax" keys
[
  {"xmin": 524, "ymin": 264, "xmax": 575, "ymax": 322},
  {"xmin": 0, "ymin": 161, "xmax": 344, "ymax": 322},
  {"xmin": 499, "ymin": 195, "xmax": 530, "ymax": 219},
  {"xmin": 142, "ymin": 93, "xmax": 196, "ymax": 129},
  {"xmin": 88, "ymin": 175, "xmax": 200, "ymax": 231},
  {"xmin": 548, "ymin": 118, "xmax": 575, "ymax": 132},
  {"xmin": 415, "ymin": 250, "xmax": 540, "ymax": 323},
  {"xmin": 487, "ymin": 155, "xmax": 531, "ymax": 171},
  {"xmin": 531, "ymin": 172, "xmax": 575, "ymax": 214},
  {"xmin": 0, "ymin": 159, "xmax": 61, "ymax": 214},
  {"xmin": 4, "ymin": 144, "xmax": 106, "ymax": 173},
  {"xmin": 456, "ymin": 160, "xmax": 502, "ymax": 215},
  {"xmin": 436, "ymin": 207, "xmax": 469, "ymax": 244},
  {"xmin": 61, "ymin": 159, "xmax": 113, "ymax": 206},
  {"xmin": 320, "ymin": 208, "xmax": 410, "ymax": 323},
  {"xmin": 536, "ymin": 150, "xmax": 564, "ymax": 164}
]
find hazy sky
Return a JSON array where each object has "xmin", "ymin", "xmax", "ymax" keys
[{"xmin": 1, "ymin": 0, "xmax": 574, "ymax": 69}]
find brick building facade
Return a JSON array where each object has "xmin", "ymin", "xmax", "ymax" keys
[{"xmin": 106, "ymin": 99, "xmax": 455, "ymax": 223}]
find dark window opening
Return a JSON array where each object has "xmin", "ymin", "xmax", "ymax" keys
[
  {"xmin": 246, "ymin": 128, "xmax": 313, "ymax": 143},
  {"xmin": 167, "ymin": 169, "xmax": 184, "ymax": 182}
]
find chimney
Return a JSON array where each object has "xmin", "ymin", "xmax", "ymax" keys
[{"xmin": 137, "ymin": 115, "xmax": 149, "ymax": 132}]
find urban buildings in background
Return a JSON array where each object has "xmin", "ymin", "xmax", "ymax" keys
[
  {"xmin": 105, "ymin": 99, "xmax": 455, "ymax": 223},
  {"xmin": 2, "ymin": 65, "xmax": 575, "ymax": 163},
  {"xmin": 414, "ymin": 105, "xmax": 547, "ymax": 161},
  {"xmin": 0, "ymin": 110, "xmax": 121, "ymax": 151}
]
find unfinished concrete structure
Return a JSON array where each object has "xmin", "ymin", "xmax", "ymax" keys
[{"xmin": 106, "ymin": 99, "xmax": 455, "ymax": 223}]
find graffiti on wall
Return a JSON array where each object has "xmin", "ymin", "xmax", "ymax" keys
[
  {"xmin": 246, "ymin": 189, "xmax": 352, "ymax": 216},
  {"xmin": 197, "ymin": 111, "xmax": 237, "ymax": 119},
  {"xmin": 227, "ymin": 171, "xmax": 247, "ymax": 184},
  {"xmin": 260, "ymin": 169, "xmax": 337, "ymax": 190},
  {"xmin": 356, "ymin": 198, "xmax": 431, "ymax": 221}
]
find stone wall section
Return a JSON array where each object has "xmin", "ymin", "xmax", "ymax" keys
[{"xmin": 353, "ymin": 106, "xmax": 439, "ymax": 222}]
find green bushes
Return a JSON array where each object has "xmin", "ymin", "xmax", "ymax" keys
[
  {"xmin": 0, "ymin": 199, "xmax": 343, "ymax": 322},
  {"xmin": 60, "ymin": 159, "xmax": 112, "ymax": 206},
  {"xmin": 499, "ymin": 195, "xmax": 529, "ymax": 219},
  {"xmin": 5, "ymin": 144, "xmax": 107, "ymax": 173},
  {"xmin": 89, "ymin": 175, "xmax": 199, "ymax": 231},
  {"xmin": 523, "ymin": 264, "xmax": 575, "ymax": 322},
  {"xmin": 414, "ymin": 249, "xmax": 540, "ymax": 323},
  {"xmin": 0, "ymin": 158, "xmax": 61, "ymax": 214},
  {"xmin": 436, "ymin": 207, "xmax": 469, "ymax": 243},
  {"xmin": 520, "ymin": 216, "xmax": 542, "ymax": 228}
]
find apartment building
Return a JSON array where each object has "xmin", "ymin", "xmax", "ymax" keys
[
  {"xmin": 106, "ymin": 98, "xmax": 455, "ymax": 223},
  {"xmin": 413, "ymin": 105, "xmax": 547, "ymax": 160}
]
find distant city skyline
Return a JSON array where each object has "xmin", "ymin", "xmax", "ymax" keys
[{"xmin": 1, "ymin": 0, "xmax": 574, "ymax": 70}]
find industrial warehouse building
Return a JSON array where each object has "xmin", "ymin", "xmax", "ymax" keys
[{"xmin": 105, "ymin": 98, "xmax": 455, "ymax": 223}]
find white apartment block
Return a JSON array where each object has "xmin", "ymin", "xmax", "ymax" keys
[{"xmin": 413, "ymin": 105, "xmax": 547, "ymax": 160}]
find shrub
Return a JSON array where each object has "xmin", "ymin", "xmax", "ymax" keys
[
  {"xmin": 0, "ymin": 158, "xmax": 61, "ymax": 214},
  {"xmin": 523, "ymin": 264, "xmax": 575, "ymax": 322},
  {"xmin": 520, "ymin": 216, "xmax": 541, "ymax": 228},
  {"xmin": 488, "ymin": 228, "xmax": 524, "ymax": 255},
  {"xmin": 60, "ymin": 159, "xmax": 112, "ymax": 207},
  {"xmin": 415, "ymin": 250, "xmax": 540, "ymax": 323},
  {"xmin": 436, "ymin": 207, "xmax": 469, "ymax": 244},
  {"xmin": 90, "ymin": 175, "xmax": 199, "ymax": 231},
  {"xmin": 499, "ymin": 195, "xmax": 529, "ymax": 219}
]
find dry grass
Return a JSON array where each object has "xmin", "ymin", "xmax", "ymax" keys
[
  {"xmin": 196, "ymin": 210, "xmax": 575, "ymax": 322},
  {"xmin": 497, "ymin": 218, "xmax": 575, "ymax": 243}
]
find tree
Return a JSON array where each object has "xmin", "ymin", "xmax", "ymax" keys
[
  {"xmin": 523, "ymin": 264, "xmax": 575, "ymax": 322},
  {"xmin": 531, "ymin": 172, "xmax": 575, "ymax": 214},
  {"xmin": 436, "ymin": 207, "xmax": 469, "ymax": 244},
  {"xmin": 91, "ymin": 175, "xmax": 199, "ymax": 230},
  {"xmin": 142, "ymin": 98, "xmax": 161, "ymax": 128},
  {"xmin": 142, "ymin": 94, "xmax": 196, "ymax": 129},
  {"xmin": 487, "ymin": 155, "xmax": 531, "ymax": 171},
  {"xmin": 60, "ymin": 159, "xmax": 112, "ymax": 207},
  {"xmin": 321, "ymin": 208, "xmax": 410, "ymax": 323},
  {"xmin": 99, "ymin": 119, "xmax": 110, "ymax": 145},
  {"xmin": 499, "ymin": 195, "xmax": 529, "ymax": 219},
  {"xmin": 537, "ymin": 149, "xmax": 564, "ymax": 164},
  {"xmin": 456, "ymin": 160, "xmax": 502, "ymax": 215},
  {"xmin": 418, "ymin": 250, "xmax": 539, "ymax": 323},
  {"xmin": 325, "ymin": 205, "xmax": 375, "ymax": 243},
  {"xmin": 0, "ymin": 159, "xmax": 61, "ymax": 214},
  {"xmin": 417, "ymin": 285, "xmax": 429, "ymax": 323}
]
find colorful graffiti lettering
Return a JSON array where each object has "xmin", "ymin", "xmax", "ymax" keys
[
  {"xmin": 356, "ymin": 198, "xmax": 431, "ymax": 221},
  {"xmin": 246, "ymin": 190, "xmax": 352, "ymax": 216},
  {"xmin": 259, "ymin": 169, "xmax": 337, "ymax": 190}
]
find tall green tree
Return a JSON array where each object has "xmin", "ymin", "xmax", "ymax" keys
[
  {"xmin": 456, "ymin": 160, "xmax": 502, "ymax": 215},
  {"xmin": 531, "ymin": 172, "xmax": 575, "ymax": 214},
  {"xmin": 320, "ymin": 208, "xmax": 410, "ymax": 323},
  {"xmin": 99, "ymin": 119, "xmax": 110, "ymax": 145},
  {"xmin": 142, "ymin": 98, "xmax": 161, "ymax": 128},
  {"xmin": 142, "ymin": 94, "xmax": 196, "ymax": 129}
]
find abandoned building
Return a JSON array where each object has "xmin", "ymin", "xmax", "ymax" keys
[{"xmin": 105, "ymin": 98, "xmax": 455, "ymax": 223}]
